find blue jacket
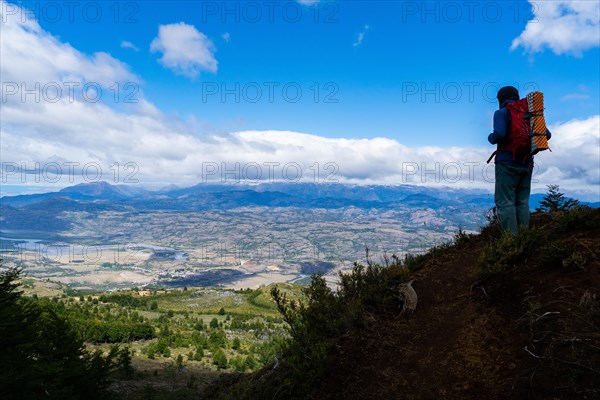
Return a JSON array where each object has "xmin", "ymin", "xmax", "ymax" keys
[{"xmin": 488, "ymin": 99, "xmax": 551, "ymax": 167}]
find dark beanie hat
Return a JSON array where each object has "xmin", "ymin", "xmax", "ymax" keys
[{"xmin": 497, "ymin": 86, "xmax": 519, "ymax": 107}]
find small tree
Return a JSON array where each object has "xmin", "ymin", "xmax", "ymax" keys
[
  {"xmin": 176, "ymin": 354, "xmax": 184, "ymax": 370},
  {"xmin": 231, "ymin": 356, "xmax": 246, "ymax": 372},
  {"xmin": 244, "ymin": 354, "xmax": 257, "ymax": 370},
  {"xmin": 231, "ymin": 337, "xmax": 241, "ymax": 350},
  {"xmin": 119, "ymin": 347, "xmax": 134, "ymax": 379},
  {"xmin": 0, "ymin": 267, "xmax": 119, "ymax": 398},
  {"xmin": 194, "ymin": 321, "xmax": 204, "ymax": 331},
  {"xmin": 147, "ymin": 347, "xmax": 156, "ymax": 360},
  {"xmin": 537, "ymin": 184, "xmax": 580, "ymax": 212},
  {"xmin": 208, "ymin": 330, "xmax": 228, "ymax": 349},
  {"xmin": 212, "ymin": 348, "xmax": 228, "ymax": 370}
]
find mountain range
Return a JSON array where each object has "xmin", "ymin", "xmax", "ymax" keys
[
  {"xmin": 2, "ymin": 181, "xmax": 494, "ymax": 209},
  {"xmin": 1, "ymin": 181, "xmax": 595, "ymax": 235}
]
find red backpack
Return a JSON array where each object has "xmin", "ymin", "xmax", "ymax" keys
[
  {"xmin": 500, "ymin": 98, "xmax": 532, "ymax": 162},
  {"xmin": 487, "ymin": 92, "xmax": 549, "ymax": 164}
]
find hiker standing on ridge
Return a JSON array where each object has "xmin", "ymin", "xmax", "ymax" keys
[{"xmin": 488, "ymin": 86, "xmax": 552, "ymax": 234}]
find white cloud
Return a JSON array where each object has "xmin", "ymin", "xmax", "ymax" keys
[
  {"xmin": 120, "ymin": 41, "xmax": 140, "ymax": 51},
  {"xmin": 0, "ymin": 1, "xmax": 138, "ymax": 87},
  {"xmin": 297, "ymin": 0, "xmax": 319, "ymax": 5},
  {"xmin": 353, "ymin": 25, "xmax": 369, "ymax": 47},
  {"xmin": 540, "ymin": 116, "xmax": 600, "ymax": 188},
  {"xmin": 511, "ymin": 0, "xmax": 600, "ymax": 55},
  {"xmin": 150, "ymin": 22, "xmax": 217, "ymax": 79},
  {"xmin": 222, "ymin": 32, "xmax": 231, "ymax": 43}
]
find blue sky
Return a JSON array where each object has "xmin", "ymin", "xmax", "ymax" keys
[
  {"xmin": 22, "ymin": 0, "xmax": 598, "ymax": 145},
  {"xmin": 1, "ymin": 0, "xmax": 599, "ymax": 198}
]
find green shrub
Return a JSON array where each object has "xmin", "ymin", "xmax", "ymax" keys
[
  {"xmin": 479, "ymin": 227, "xmax": 544, "ymax": 277},
  {"xmin": 208, "ymin": 330, "xmax": 228, "ymax": 349},
  {"xmin": 269, "ymin": 259, "xmax": 409, "ymax": 397},
  {"xmin": 194, "ymin": 321, "xmax": 204, "ymax": 331},
  {"xmin": 536, "ymin": 242, "xmax": 575, "ymax": 268},
  {"xmin": 244, "ymin": 354, "xmax": 257, "ymax": 370},
  {"xmin": 194, "ymin": 348, "xmax": 203, "ymax": 361},
  {"xmin": 270, "ymin": 276, "xmax": 344, "ymax": 393},
  {"xmin": 231, "ymin": 356, "xmax": 246, "ymax": 372},
  {"xmin": 452, "ymin": 228, "xmax": 474, "ymax": 247},
  {"xmin": 562, "ymin": 252, "xmax": 588, "ymax": 269},
  {"xmin": 212, "ymin": 348, "xmax": 228, "ymax": 370},
  {"xmin": 401, "ymin": 253, "xmax": 429, "ymax": 271},
  {"xmin": 555, "ymin": 205, "xmax": 600, "ymax": 232},
  {"xmin": 147, "ymin": 347, "xmax": 156, "ymax": 360}
]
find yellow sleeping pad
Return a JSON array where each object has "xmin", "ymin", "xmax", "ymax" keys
[{"xmin": 526, "ymin": 91, "xmax": 549, "ymax": 155}]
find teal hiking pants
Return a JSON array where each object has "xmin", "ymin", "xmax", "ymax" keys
[{"xmin": 494, "ymin": 163, "xmax": 532, "ymax": 234}]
